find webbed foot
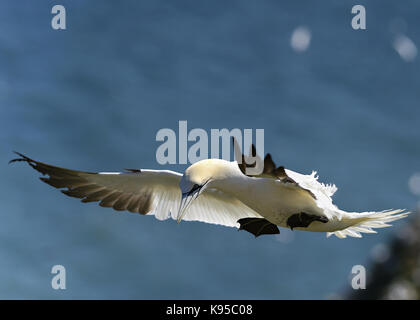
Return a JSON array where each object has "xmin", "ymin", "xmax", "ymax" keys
[
  {"xmin": 237, "ymin": 218, "xmax": 280, "ymax": 237},
  {"xmin": 287, "ymin": 212, "xmax": 328, "ymax": 230}
]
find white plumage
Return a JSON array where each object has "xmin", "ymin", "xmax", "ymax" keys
[{"xmin": 10, "ymin": 150, "xmax": 410, "ymax": 239}]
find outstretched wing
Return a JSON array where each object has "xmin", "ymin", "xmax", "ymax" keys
[{"xmin": 10, "ymin": 152, "xmax": 261, "ymax": 228}]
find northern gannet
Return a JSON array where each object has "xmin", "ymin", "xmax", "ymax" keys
[{"xmin": 10, "ymin": 145, "xmax": 410, "ymax": 239}]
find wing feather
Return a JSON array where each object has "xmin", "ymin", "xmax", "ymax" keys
[{"xmin": 11, "ymin": 152, "xmax": 260, "ymax": 228}]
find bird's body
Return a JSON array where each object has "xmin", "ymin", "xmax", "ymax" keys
[
  {"xmin": 181, "ymin": 159, "xmax": 408, "ymax": 237},
  {"xmin": 194, "ymin": 160, "xmax": 323, "ymax": 229},
  {"xmin": 10, "ymin": 148, "xmax": 410, "ymax": 239}
]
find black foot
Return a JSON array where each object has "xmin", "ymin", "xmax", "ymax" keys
[
  {"xmin": 237, "ymin": 218, "xmax": 280, "ymax": 238},
  {"xmin": 287, "ymin": 212, "xmax": 328, "ymax": 230}
]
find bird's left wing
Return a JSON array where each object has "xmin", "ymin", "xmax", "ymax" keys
[{"xmin": 10, "ymin": 153, "xmax": 261, "ymax": 228}]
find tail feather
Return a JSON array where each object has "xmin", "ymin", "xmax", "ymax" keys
[{"xmin": 327, "ymin": 209, "xmax": 411, "ymax": 239}]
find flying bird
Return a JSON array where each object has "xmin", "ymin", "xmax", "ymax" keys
[{"xmin": 10, "ymin": 143, "xmax": 410, "ymax": 239}]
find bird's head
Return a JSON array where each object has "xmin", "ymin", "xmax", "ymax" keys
[{"xmin": 177, "ymin": 159, "xmax": 239, "ymax": 223}]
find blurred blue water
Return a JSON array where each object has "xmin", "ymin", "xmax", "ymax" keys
[{"xmin": 0, "ymin": 0, "xmax": 419, "ymax": 299}]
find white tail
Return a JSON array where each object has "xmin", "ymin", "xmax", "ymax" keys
[{"xmin": 327, "ymin": 209, "xmax": 411, "ymax": 239}]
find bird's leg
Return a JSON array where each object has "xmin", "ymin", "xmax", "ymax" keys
[
  {"xmin": 237, "ymin": 218, "xmax": 280, "ymax": 237},
  {"xmin": 287, "ymin": 212, "xmax": 328, "ymax": 230}
]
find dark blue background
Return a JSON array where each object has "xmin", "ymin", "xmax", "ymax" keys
[{"xmin": 1, "ymin": 0, "xmax": 419, "ymax": 298}]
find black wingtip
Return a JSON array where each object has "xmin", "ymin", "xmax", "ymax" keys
[
  {"xmin": 8, "ymin": 151, "xmax": 33, "ymax": 164},
  {"xmin": 124, "ymin": 168, "xmax": 142, "ymax": 173},
  {"xmin": 250, "ymin": 143, "xmax": 257, "ymax": 157}
]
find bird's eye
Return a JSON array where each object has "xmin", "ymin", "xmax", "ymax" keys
[{"xmin": 190, "ymin": 184, "xmax": 200, "ymax": 193}]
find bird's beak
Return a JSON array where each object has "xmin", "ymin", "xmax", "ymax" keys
[{"xmin": 177, "ymin": 188, "xmax": 201, "ymax": 224}]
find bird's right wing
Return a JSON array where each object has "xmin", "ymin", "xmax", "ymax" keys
[
  {"xmin": 233, "ymin": 139, "xmax": 319, "ymax": 200},
  {"xmin": 232, "ymin": 138, "xmax": 339, "ymax": 220},
  {"xmin": 11, "ymin": 153, "xmax": 261, "ymax": 228}
]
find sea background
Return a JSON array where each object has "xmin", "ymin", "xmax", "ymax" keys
[{"xmin": 0, "ymin": 0, "xmax": 419, "ymax": 299}]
